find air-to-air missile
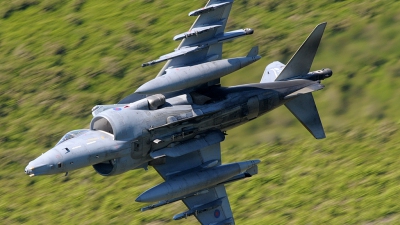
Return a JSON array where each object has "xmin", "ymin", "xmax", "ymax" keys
[
  {"xmin": 136, "ymin": 160, "xmax": 260, "ymax": 203},
  {"xmin": 136, "ymin": 47, "xmax": 260, "ymax": 94}
]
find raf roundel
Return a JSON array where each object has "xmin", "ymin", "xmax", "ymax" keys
[{"xmin": 214, "ymin": 209, "xmax": 221, "ymax": 218}]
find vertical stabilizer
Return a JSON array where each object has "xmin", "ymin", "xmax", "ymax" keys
[
  {"xmin": 285, "ymin": 93, "xmax": 325, "ymax": 139},
  {"xmin": 275, "ymin": 22, "xmax": 326, "ymax": 81}
]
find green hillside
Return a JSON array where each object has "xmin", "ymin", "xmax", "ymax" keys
[{"xmin": 1, "ymin": 0, "xmax": 400, "ymax": 224}]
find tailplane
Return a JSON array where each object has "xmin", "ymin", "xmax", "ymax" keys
[
  {"xmin": 285, "ymin": 93, "xmax": 325, "ymax": 139},
  {"xmin": 260, "ymin": 23, "xmax": 328, "ymax": 139}
]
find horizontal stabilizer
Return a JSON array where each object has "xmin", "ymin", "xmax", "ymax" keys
[
  {"xmin": 285, "ymin": 93, "xmax": 325, "ymax": 139},
  {"xmin": 276, "ymin": 22, "xmax": 327, "ymax": 81}
]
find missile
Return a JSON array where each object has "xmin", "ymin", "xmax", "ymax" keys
[
  {"xmin": 136, "ymin": 47, "xmax": 261, "ymax": 94},
  {"xmin": 135, "ymin": 160, "xmax": 260, "ymax": 203},
  {"xmin": 305, "ymin": 68, "xmax": 333, "ymax": 81},
  {"xmin": 287, "ymin": 68, "xmax": 333, "ymax": 81}
]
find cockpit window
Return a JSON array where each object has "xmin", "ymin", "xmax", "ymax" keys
[{"xmin": 56, "ymin": 129, "xmax": 89, "ymax": 146}]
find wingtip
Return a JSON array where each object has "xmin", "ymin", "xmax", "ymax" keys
[{"xmin": 316, "ymin": 22, "xmax": 327, "ymax": 29}]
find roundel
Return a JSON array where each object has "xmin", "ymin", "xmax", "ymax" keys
[{"xmin": 214, "ymin": 209, "xmax": 220, "ymax": 218}]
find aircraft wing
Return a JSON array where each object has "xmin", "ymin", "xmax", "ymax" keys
[
  {"xmin": 142, "ymin": 0, "xmax": 252, "ymax": 78},
  {"xmin": 151, "ymin": 143, "xmax": 235, "ymax": 224},
  {"xmin": 119, "ymin": 0, "xmax": 253, "ymax": 103}
]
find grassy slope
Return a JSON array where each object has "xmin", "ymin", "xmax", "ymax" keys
[{"xmin": 1, "ymin": 0, "xmax": 400, "ymax": 224}]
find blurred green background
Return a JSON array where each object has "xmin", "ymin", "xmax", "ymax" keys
[{"xmin": 1, "ymin": 0, "xmax": 400, "ymax": 224}]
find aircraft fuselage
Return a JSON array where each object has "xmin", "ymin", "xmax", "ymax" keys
[{"xmin": 25, "ymin": 79, "xmax": 316, "ymax": 177}]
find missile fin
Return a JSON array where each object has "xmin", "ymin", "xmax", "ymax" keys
[{"xmin": 246, "ymin": 46, "xmax": 258, "ymax": 57}]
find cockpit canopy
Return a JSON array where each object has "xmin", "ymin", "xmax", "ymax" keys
[{"xmin": 56, "ymin": 129, "xmax": 89, "ymax": 146}]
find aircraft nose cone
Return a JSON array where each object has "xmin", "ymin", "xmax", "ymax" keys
[
  {"xmin": 25, "ymin": 149, "xmax": 60, "ymax": 176},
  {"xmin": 25, "ymin": 162, "xmax": 55, "ymax": 177},
  {"xmin": 25, "ymin": 162, "xmax": 37, "ymax": 177}
]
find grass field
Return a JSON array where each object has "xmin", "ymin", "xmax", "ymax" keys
[{"xmin": 1, "ymin": 0, "xmax": 400, "ymax": 224}]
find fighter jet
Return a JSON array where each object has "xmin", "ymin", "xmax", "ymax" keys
[{"xmin": 25, "ymin": 0, "xmax": 332, "ymax": 224}]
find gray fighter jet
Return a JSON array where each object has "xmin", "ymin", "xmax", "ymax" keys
[{"xmin": 25, "ymin": 0, "xmax": 332, "ymax": 224}]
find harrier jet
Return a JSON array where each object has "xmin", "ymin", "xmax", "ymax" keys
[{"xmin": 26, "ymin": 0, "xmax": 332, "ymax": 224}]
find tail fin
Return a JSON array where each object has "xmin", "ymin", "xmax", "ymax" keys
[
  {"xmin": 276, "ymin": 22, "xmax": 326, "ymax": 81},
  {"xmin": 283, "ymin": 23, "xmax": 327, "ymax": 139},
  {"xmin": 262, "ymin": 23, "xmax": 327, "ymax": 139}
]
